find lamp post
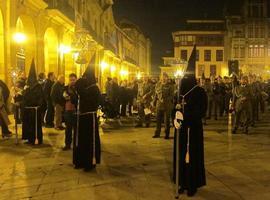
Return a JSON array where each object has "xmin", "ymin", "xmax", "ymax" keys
[
  {"xmin": 59, "ymin": 44, "xmax": 71, "ymax": 75},
  {"xmin": 13, "ymin": 32, "xmax": 27, "ymax": 82}
]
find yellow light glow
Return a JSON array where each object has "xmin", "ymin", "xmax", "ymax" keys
[
  {"xmin": 136, "ymin": 72, "xmax": 142, "ymax": 80},
  {"xmin": 73, "ymin": 52, "xmax": 79, "ymax": 60},
  {"xmin": 59, "ymin": 44, "xmax": 71, "ymax": 54},
  {"xmin": 111, "ymin": 65, "xmax": 116, "ymax": 72},
  {"xmin": 174, "ymin": 70, "xmax": 183, "ymax": 78},
  {"xmin": 101, "ymin": 61, "xmax": 109, "ymax": 71},
  {"xmin": 120, "ymin": 70, "xmax": 129, "ymax": 76},
  {"xmin": 13, "ymin": 32, "xmax": 26, "ymax": 44}
]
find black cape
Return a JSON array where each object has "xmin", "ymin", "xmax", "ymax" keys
[
  {"xmin": 73, "ymin": 77, "xmax": 102, "ymax": 169},
  {"xmin": 22, "ymin": 84, "xmax": 45, "ymax": 144},
  {"xmin": 173, "ymin": 85, "xmax": 207, "ymax": 195}
]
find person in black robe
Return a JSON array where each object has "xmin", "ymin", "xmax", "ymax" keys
[
  {"xmin": 73, "ymin": 55, "xmax": 102, "ymax": 171},
  {"xmin": 173, "ymin": 46, "xmax": 208, "ymax": 197},
  {"xmin": 22, "ymin": 59, "xmax": 45, "ymax": 145}
]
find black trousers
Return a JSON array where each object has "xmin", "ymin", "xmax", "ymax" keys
[
  {"xmin": 45, "ymin": 100, "xmax": 54, "ymax": 126},
  {"xmin": 0, "ymin": 115, "xmax": 10, "ymax": 135},
  {"xmin": 64, "ymin": 111, "xmax": 76, "ymax": 147},
  {"xmin": 155, "ymin": 108, "xmax": 171, "ymax": 137}
]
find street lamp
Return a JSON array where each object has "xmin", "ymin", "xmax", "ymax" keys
[
  {"xmin": 174, "ymin": 70, "xmax": 184, "ymax": 78},
  {"xmin": 13, "ymin": 32, "xmax": 27, "ymax": 83},
  {"xmin": 59, "ymin": 44, "xmax": 71, "ymax": 54},
  {"xmin": 59, "ymin": 44, "xmax": 71, "ymax": 75},
  {"xmin": 13, "ymin": 32, "xmax": 27, "ymax": 44},
  {"xmin": 136, "ymin": 72, "xmax": 142, "ymax": 80},
  {"xmin": 101, "ymin": 61, "xmax": 109, "ymax": 71}
]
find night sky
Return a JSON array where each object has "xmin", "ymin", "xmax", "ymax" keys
[{"xmin": 113, "ymin": 0, "xmax": 241, "ymax": 73}]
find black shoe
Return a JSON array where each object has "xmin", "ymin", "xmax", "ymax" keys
[
  {"xmin": 232, "ymin": 128, "xmax": 237, "ymax": 134},
  {"xmin": 145, "ymin": 123, "xmax": 150, "ymax": 128},
  {"xmin": 187, "ymin": 190, "xmax": 196, "ymax": 197},
  {"xmin": 164, "ymin": 136, "xmax": 170, "ymax": 140},
  {"xmin": 2, "ymin": 132, "xmax": 12, "ymax": 138},
  {"xmin": 62, "ymin": 146, "xmax": 71, "ymax": 151},
  {"xmin": 84, "ymin": 165, "xmax": 96, "ymax": 172},
  {"xmin": 152, "ymin": 135, "xmax": 160, "ymax": 138},
  {"xmin": 178, "ymin": 187, "xmax": 184, "ymax": 194},
  {"xmin": 74, "ymin": 165, "xmax": 83, "ymax": 169}
]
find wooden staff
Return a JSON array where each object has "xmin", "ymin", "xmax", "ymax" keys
[
  {"xmin": 15, "ymin": 105, "xmax": 18, "ymax": 145},
  {"xmin": 175, "ymin": 77, "xmax": 182, "ymax": 199},
  {"xmin": 92, "ymin": 113, "xmax": 96, "ymax": 165},
  {"xmin": 185, "ymin": 128, "xmax": 190, "ymax": 164},
  {"xmin": 76, "ymin": 95, "xmax": 80, "ymax": 147}
]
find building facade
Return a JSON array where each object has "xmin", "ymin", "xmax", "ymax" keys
[
  {"xmin": 161, "ymin": 0, "xmax": 270, "ymax": 79},
  {"xmin": 226, "ymin": 0, "xmax": 269, "ymax": 76},
  {"xmin": 161, "ymin": 20, "xmax": 227, "ymax": 78},
  {"xmin": 0, "ymin": 0, "xmax": 151, "ymax": 91}
]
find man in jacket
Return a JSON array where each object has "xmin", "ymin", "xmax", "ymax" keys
[{"xmin": 51, "ymin": 75, "xmax": 65, "ymax": 130}]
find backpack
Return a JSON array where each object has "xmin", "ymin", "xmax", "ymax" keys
[{"xmin": 0, "ymin": 80, "xmax": 10, "ymax": 103}]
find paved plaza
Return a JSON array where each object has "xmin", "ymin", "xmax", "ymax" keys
[{"xmin": 0, "ymin": 114, "xmax": 270, "ymax": 200}]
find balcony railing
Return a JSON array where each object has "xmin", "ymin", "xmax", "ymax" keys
[
  {"xmin": 125, "ymin": 56, "xmax": 138, "ymax": 66},
  {"xmin": 45, "ymin": 0, "xmax": 75, "ymax": 22}
]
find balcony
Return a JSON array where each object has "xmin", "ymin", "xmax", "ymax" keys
[
  {"xmin": 81, "ymin": 20, "xmax": 103, "ymax": 44},
  {"xmin": 125, "ymin": 56, "xmax": 138, "ymax": 66},
  {"xmin": 104, "ymin": 35, "xmax": 118, "ymax": 55},
  {"xmin": 44, "ymin": 0, "xmax": 75, "ymax": 22}
]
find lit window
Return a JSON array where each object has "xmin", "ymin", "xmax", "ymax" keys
[
  {"xmin": 204, "ymin": 50, "xmax": 211, "ymax": 62},
  {"xmin": 216, "ymin": 50, "xmax": 223, "ymax": 61}
]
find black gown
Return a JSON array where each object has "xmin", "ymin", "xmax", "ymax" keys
[
  {"xmin": 73, "ymin": 78, "xmax": 101, "ymax": 170},
  {"xmin": 22, "ymin": 84, "xmax": 45, "ymax": 144},
  {"xmin": 173, "ymin": 85, "xmax": 208, "ymax": 196}
]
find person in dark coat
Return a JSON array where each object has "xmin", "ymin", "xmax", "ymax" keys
[
  {"xmin": 43, "ymin": 72, "xmax": 55, "ymax": 127},
  {"xmin": 22, "ymin": 60, "xmax": 45, "ymax": 145},
  {"xmin": 51, "ymin": 75, "xmax": 65, "ymax": 130},
  {"xmin": 73, "ymin": 55, "xmax": 102, "ymax": 171},
  {"xmin": 173, "ymin": 46, "xmax": 207, "ymax": 197},
  {"xmin": 119, "ymin": 80, "xmax": 128, "ymax": 117}
]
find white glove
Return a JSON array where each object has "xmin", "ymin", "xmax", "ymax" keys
[{"xmin": 174, "ymin": 119, "xmax": 181, "ymax": 129}]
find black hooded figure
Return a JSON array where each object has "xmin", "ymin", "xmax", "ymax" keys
[
  {"xmin": 73, "ymin": 54, "xmax": 102, "ymax": 171},
  {"xmin": 173, "ymin": 45, "xmax": 208, "ymax": 197},
  {"xmin": 22, "ymin": 59, "xmax": 45, "ymax": 144}
]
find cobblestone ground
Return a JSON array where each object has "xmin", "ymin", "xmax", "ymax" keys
[{"xmin": 0, "ymin": 112, "xmax": 269, "ymax": 200}]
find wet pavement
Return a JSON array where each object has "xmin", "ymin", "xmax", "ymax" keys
[{"xmin": 0, "ymin": 113, "xmax": 269, "ymax": 200}]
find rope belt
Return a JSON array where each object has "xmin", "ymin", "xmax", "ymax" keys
[
  {"xmin": 77, "ymin": 111, "xmax": 97, "ymax": 116},
  {"xmin": 25, "ymin": 106, "xmax": 39, "ymax": 109}
]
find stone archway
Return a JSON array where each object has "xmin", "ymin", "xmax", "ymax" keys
[
  {"xmin": 15, "ymin": 15, "xmax": 36, "ymax": 75},
  {"xmin": 0, "ymin": 9, "xmax": 4, "ymax": 81},
  {"xmin": 44, "ymin": 27, "xmax": 59, "ymax": 76}
]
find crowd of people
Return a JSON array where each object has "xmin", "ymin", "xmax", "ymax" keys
[
  {"xmin": 103, "ymin": 72, "xmax": 270, "ymax": 137},
  {"xmin": 0, "ymin": 58, "xmax": 270, "ymax": 197}
]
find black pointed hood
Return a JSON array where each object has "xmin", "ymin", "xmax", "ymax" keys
[
  {"xmin": 180, "ymin": 45, "xmax": 197, "ymax": 95},
  {"xmin": 27, "ymin": 59, "xmax": 38, "ymax": 88},
  {"xmin": 83, "ymin": 54, "xmax": 96, "ymax": 86}
]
